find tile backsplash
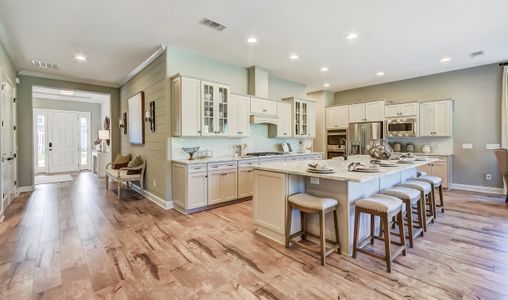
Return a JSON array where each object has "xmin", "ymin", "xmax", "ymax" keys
[
  {"xmin": 387, "ymin": 137, "xmax": 454, "ymax": 154},
  {"xmin": 170, "ymin": 124, "xmax": 312, "ymax": 159}
]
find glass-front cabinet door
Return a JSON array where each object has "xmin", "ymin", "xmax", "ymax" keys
[
  {"xmin": 301, "ymin": 101, "xmax": 308, "ymax": 136},
  {"xmin": 201, "ymin": 81, "xmax": 230, "ymax": 136},
  {"xmin": 217, "ymin": 84, "xmax": 229, "ymax": 135},
  {"xmin": 295, "ymin": 101, "xmax": 301, "ymax": 135},
  {"xmin": 201, "ymin": 81, "xmax": 215, "ymax": 135}
]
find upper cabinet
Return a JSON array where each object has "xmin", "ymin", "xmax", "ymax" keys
[
  {"xmin": 229, "ymin": 94, "xmax": 250, "ymax": 137},
  {"xmin": 385, "ymin": 102, "xmax": 418, "ymax": 118},
  {"xmin": 201, "ymin": 81, "xmax": 231, "ymax": 136},
  {"xmin": 283, "ymin": 97, "xmax": 316, "ymax": 138},
  {"xmin": 269, "ymin": 102, "xmax": 292, "ymax": 138},
  {"xmin": 250, "ymin": 97, "xmax": 277, "ymax": 116},
  {"xmin": 348, "ymin": 100, "xmax": 385, "ymax": 123},
  {"xmin": 325, "ymin": 105, "xmax": 349, "ymax": 129},
  {"xmin": 419, "ymin": 100, "xmax": 453, "ymax": 137},
  {"xmin": 171, "ymin": 75, "xmax": 201, "ymax": 137}
]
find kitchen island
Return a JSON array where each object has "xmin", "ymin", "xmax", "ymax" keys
[{"xmin": 252, "ymin": 155, "xmax": 438, "ymax": 255}]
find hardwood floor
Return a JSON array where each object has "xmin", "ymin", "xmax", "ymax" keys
[{"xmin": 1, "ymin": 172, "xmax": 508, "ymax": 299}]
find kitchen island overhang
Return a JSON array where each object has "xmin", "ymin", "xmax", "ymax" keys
[{"xmin": 252, "ymin": 156, "xmax": 439, "ymax": 255}]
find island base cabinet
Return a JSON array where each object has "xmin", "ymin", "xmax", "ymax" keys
[
  {"xmin": 208, "ymin": 169, "xmax": 238, "ymax": 205},
  {"xmin": 238, "ymin": 167, "xmax": 254, "ymax": 198}
]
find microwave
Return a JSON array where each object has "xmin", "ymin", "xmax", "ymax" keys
[{"xmin": 385, "ymin": 118, "xmax": 418, "ymax": 137}]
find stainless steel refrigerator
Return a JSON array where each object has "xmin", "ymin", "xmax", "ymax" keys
[{"xmin": 348, "ymin": 122, "xmax": 383, "ymax": 155}]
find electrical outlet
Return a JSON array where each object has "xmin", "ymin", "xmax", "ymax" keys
[
  {"xmin": 310, "ymin": 177, "xmax": 320, "ymax": 185},
  {"xmin": 153, "ymin": 180, "xmax": 157, "ymax": 187},
  {"xmin": 485, "ymin": 174, "xmax": 492, "ymax": 181}
]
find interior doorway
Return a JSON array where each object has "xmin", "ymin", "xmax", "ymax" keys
[{"xmin": 1, "ymin": 79, "xmax": 17, "ymax": 214}]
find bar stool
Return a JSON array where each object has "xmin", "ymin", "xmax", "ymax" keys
[
  {"xmin": 413, "ymin": 176, "xmax": 445, "ymax": 214},
  {"xmin": 382, "ymin": 187, "xmax": 425, "ymax": 248},
  {"xmin": 286, "ymin": 193, "xmax": 340, "ymax": 266},
  {"xmin": 353, "ymin": 194, "xmax": 406, "ymax": 273},
  {"xmin": 399, "ymin": 181, "xmax": 434, "ymax": 230}
]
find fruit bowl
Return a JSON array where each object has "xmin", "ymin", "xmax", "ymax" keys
[{"xmin": 182, "ymin": 146, "xmax": 200, "ymax": 160}]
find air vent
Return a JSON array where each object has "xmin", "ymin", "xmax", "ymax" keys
[
  {"xmin": 31, "ymin": 60, "xmax": 60, "ymax": 70},
  {"xmin": 199, "ymin": 18, "xmax": 226, "ymax": 31},
  {"xmin": 470, "ymin": 50, "xmax": 484, "ymax": 58}
]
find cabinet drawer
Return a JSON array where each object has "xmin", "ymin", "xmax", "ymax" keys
[
  {"xmin": 187, "ymin": 164, "xmax": 207, "ymax": 173},
  {"xmin": 238, "ymin": 159, "xmax": 259, "ymax": 167},
  {"xmin": 251, "ymin": 98, "xmax": 277, "ymax": 116},
  {"xmin": 208, "ymin": 161, "xmax": 238, "ymax": 171},
  {"xmin": 302, "ymin": 154, "xmax": 323, "ymax": 160},
  {"xmin": 260, "ymin": 157, "xmax": 286, "ymax": 164},
  {"xmin": 285, "ymin": 156, "xmax": 302, "ymax": 161}
]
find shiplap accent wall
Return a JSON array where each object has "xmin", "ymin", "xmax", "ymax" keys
[{"xmin": 120, "ymin": 53, "xmax": 168, "ymax": 199}]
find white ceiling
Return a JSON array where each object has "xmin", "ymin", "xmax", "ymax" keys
[{"xmin": 1, "ymin": 0, "xmax": 507, "ymax": 91}]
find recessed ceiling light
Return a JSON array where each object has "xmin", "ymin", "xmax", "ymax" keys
[
  {"xmin": 347, "ymin": 33, "xmax": 358, "ymax": 40},
  {"xmin": 289, "ymin": 54, "xmax": 299, "ymax": 60},
  {"xmin": 323, "ymin": 83, "xmax": 330, "ymax": 87},
  {"xmin": 75, "ymin": 55, "xmax": 87, "ymax": 62},
  {"xmin": 320, "ymin": 67, "xmax": 329, "ymax": 72},
  {"xmin": 376, "ymin": 71, "xmax": 385, "ymax": 76},
  {"xmin": 247, "ymin": 37, "xmax": 257, "ymax": 44},
  {"xmin": 440, "ymin": 57, "xmax": 451, "ymax": 63},
  {"xmin": 60, "ymin": 90, "xmax": 74, "ymax": 96}
]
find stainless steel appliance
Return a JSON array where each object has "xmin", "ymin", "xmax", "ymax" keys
[
  {"xmin": 385, "ymin": 117, "xmax": 418, "ymax": 137},
  {"xmin": 348, "ymin": 122, "xmax": 383, "ymax": 155},
  {"xmin": 327, "ymin": 129, "xmax": 347, "ymax": 159}
]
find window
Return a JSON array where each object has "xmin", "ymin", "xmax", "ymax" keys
[
  {"xmin": 79, "ymin": 117, "xmax": 88, "ymax": 165},
  {"xmin": 37, "ymin": 114, "xmax": 46, "ymax": 168}
]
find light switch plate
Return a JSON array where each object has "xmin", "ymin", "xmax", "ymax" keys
[
  {"xmin": 462, "ymin": 143, "xmax": 473, "ymax": 149},
  {"xmin": 486, "ymin": 144, "xmax": 500, "ymax": 150},
  {"xmin": 310, "ymin": 177, "xmax": 320, "ymax": 185}
]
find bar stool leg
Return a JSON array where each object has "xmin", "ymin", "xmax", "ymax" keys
[
  {"xmin": 370, "ymin": 214, "xmax": 375, "ymax": 245},
  {"xmin": 428, "ymin": 193, "xmax": 435, "ymax": 224},
  {"xmin": 286, "ymin": 203, "xmax": 292, "ymax": 248},
  {"xmin": 333, "ymin": 208, "xmax": 340, "ymax": 253},
  {"xmin": 439, "ymin": 185, "xmax": 445, "ymax": 213},
  {"xmin": 319, "ymin": 211, "xmax": 326, "ymax": 266},
  {"xmin": 430, "ymin": 184, "xmax": 437, "ymax": 219},
  {"xmin": 420, "ymin": 191, "xmax": 428, "ymax": 232},
  {"xmin": 382, "ymin": 214, "xmax": 392, "ymax": 273},
  {"xmin": 416, "ymin": 198, "xmax": 424, "ymax": 237},
  {"xmin": 352, "ymin": 207, "xmax": 360, "ymax": 259},
  {"xmin": 397, "ymin": 211, "xmax": 407, "ymax": 256},
  {"xmin": 300, "ymin": 210, "xmax": 306, "ymax": 240},
  {"xmin": 405, "ymin": 201, "xmax": 414, "ymax": 248}
]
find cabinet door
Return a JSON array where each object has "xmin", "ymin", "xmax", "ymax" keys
[
  {"xmin": 277, "ymin": 102, "xmax": 292, "ymax": 137},
  {"xmin": 207, "ymin": 171, "xmax": 223, "ymax": 205},
  {"xmin": 216, "ymin": 84, "xmax": 231, "ymax": 136},
  {"xmin": 294, "ymin": 101, "xmax": 302, "ymax": 135},
  {"xmin": 325, "ymin": 107, "xmax": 338, "ymax": 129},
  {"xmin": 348, "ymin": 103, "xmax": 365, "ymax": 123},
  {"xmin": 336, "ymin": 105, "xmax": 349, "ymax": 128},
  {"xmin": 416, "ymin": 163, "xmax": 432, "ymax": 176},
  {"xmin": 385, "ymin": 104, "xmax": 401, "ymax": 118},
  {"xmin": 307, "ymin": 102, "xmax": 316, "ymax": 137},
  {"xmin": 201, "ymin": 81, "xmax": 216, "ymax": 136},
  {"xmin": 365, "ymin": 101, "xmax": 385, "ymax": 122},
  {"xmin": 431, "ymin": 160, "xmax": 449, "ymax": 188},
  {"xmin": 221, "ymin": 169, "xmax": 238, "ymax": 201},
  {"xmin": 250, "ymin": 97, "xmax": 277, "ymax": 116},
  {"xmin": 236, "ymin": 95, "xmax": 251, "ymax": 136},
  {"xmin": 187, "ymin": 173, "xmax": 208, "ymax": 209},
  {"xmin": 419, "ymin": 102, "xmax": 434, "ymax": 136},
  {"xmin": 238, "ymin": 167, "xmax": 253, "ymax": 198},
  {"xmin": 400, "ymin": 102, "xmax": 418, "ymax": 117},
  {"xmin": 433, "ymin": 100, "xmax": 452, "ymax": 137}
]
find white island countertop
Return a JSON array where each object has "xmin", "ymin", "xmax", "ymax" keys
[
  {"xmin": 172, "ymin": 152, "xmax": 323, "ymax": 165},
  {"xmin": 253, "ymin": 155, "xmax": 438, "ymax": 183}
]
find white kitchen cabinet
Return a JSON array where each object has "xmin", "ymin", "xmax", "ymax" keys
[
  {"xmin": 208, "ymin": 168, "xmax": 238, "ymax": 205},
  {"xmin": 416, "ymin": 156, "xmax": 452, "ymax": 188},
  {"xmin": 419, "ymin": 100, "xmax": 453, "ymax": 137},
  {"xmin": 238, "ymin": 167, "xmax": 254, "ymax": 198},
  {"xmin": 385, "ymin": 102, "xmax": 418, "ymax": 118},
  {"xmin": 307, "ymin": 102, "xmax": 316, "ymax": 137},
  {"xmin": 283, "ymin": 97, "xmax": 316, "ymax": 138},
  {"xmin": 325, "ymin": 105, "xmax": 349, "ymax": 129},
  {"xmin": 171, "ymin": 163, "xmax": 208, "ymax": 211},
  {"xmin": 171, "ymin": 75, "xmax": 201, "ymax": 136},
  {"xmin": 229, "ymin": 94, "xmax": 250, "ymax": 137},
  {"xmin": 269, "ymin": 102, "xmax": 291, "ymax": 138},
  {"xmin": 250, "ymin": 97, "xmax": 277, "ymax": 116},
  {"xmin": 348, "ymin": 100, "xmax": 385, "ymax": 123},
  {"xmin": 201, "ymin": 81, "xmax": 232, "ymax": 136}
]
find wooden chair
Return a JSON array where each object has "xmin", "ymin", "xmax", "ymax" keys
[
  {"xmin": 105, "ymin": 158, "xmax": 146, "ymax": 199},
  {"xmin": 353, "ymin": 194, "xmax": 406, "ymax": 273},
  {"xmin": 494, "ymin": 149, "xmax": 508, "ymax": 203},
  {"xmin": 285, "ymin": 193, "xmax": 340, "ymax": 266}
]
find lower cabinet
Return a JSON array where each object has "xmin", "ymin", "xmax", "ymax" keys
[
  {"xmin": 207, "ymin": 168, "xmax": 238, "ymax": 205},
  {"xmin": 187, "ymin": 172, "xmax": 208, "ymax": 209},
  {"xmin": 171, "ymin": 163, "xmax": 208, "ymax": 210},
  {"xmin": 416, "ymin": 156, "xmax": 452, "ymax": 188},
  {"xmin": 238, "ymin": 167, "xmax": 254, "ymax": 198}
]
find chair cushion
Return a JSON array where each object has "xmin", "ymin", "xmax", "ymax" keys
[
  {"xmin": 412, "ymin": 176, "xmax": 442, "ymax": 187},
  {"xmin": 399, "ymin": 181, "xmax": 432, "ymax": 193},
  {"xmin": 106, "ymin": 168, "xmax": 142, "ymax": 180},
  {"xmin": 355, "ymin": 194, "xmax": 402, "ymax": 214},
  {"xmin": 288, "ymin": 193, "xmax": 338, "ymax": 211},
  {"xmin": 417, "ymin": 171, "xmax": 428, "ymax": 177},
  {"xmin": 382, "ymin": 187, "xmax": 420, "ymax": 203},
  {"xmin": 127, "ymin": 155, "xmax": 144, "ymax": 175},
  {"xmin": 112, "ymin": 153, "xmax": 131, "ymax": 169}
]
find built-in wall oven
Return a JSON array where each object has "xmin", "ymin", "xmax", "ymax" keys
[
  {"xmin": 327, "ymin": 129, "xmax": 347, "ymax": 159},
  {"xmin": 385, "ymin": 117, "xmax": 418, "ymax": 137}
]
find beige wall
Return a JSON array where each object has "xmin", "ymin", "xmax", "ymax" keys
[
  {"xmin": 307, "ymin": 90, "xmax": 334, "ymax": 153},
  {"xmin": 120, "ymin": 53, "xmax": 168, "ymax": 199},
  {"xmin": 334, "ymin": 64, "xmax": 503, "ymax": 188}
]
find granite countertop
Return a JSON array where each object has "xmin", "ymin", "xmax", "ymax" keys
[
  {"xmin": 393, "ymin": 152, "xmax": 454, "ymax": 157},
  {"xmin": 253, "ymin": 155, "xmax": 439, "ymax": 183},
  {"xmin": 171, "ymin": 152, "xmax": 323, "ymax": 165}
]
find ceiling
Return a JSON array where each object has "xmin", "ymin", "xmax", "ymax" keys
[
  {"xmin": 33, "ymin": 86, "xmax": 110, "ymax": 104},
  {"xmin": 1, "ymin": 0, "xmax": 507, "ymax": 91}
]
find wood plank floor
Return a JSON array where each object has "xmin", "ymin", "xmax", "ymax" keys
[{"xmin": 1, "ymin": 172, "xmax": 508, "ymax": 299}]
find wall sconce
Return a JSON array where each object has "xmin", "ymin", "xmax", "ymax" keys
[
  {"xmin": 145, "ymin": 101, "xmax": 156, "ymax": 132},
  {"xmin": 119, "ymin": 112, "xmax": 127, "ymax": 135}
]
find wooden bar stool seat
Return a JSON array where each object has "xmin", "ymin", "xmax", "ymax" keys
[
  {"xmin": 413, "ymin": 176, "xmax": 445, "ymax": 213},
  {"xmin": 286, "ymin": 193, "xmax": 340, "ymax": 266},
  {"xmin": 382, "ymin": 187, "xmax": 425, "ymax": 248},
  {"xmin": 399, "ymin": 181, "xmax": 434, "ymax": 230},
  {"xmin": 353, "ymin": 194, "xmax": 406, "ymax": 273}
]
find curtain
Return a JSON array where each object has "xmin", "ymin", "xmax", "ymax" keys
[{"xmin": 502, "ymin": 66, "xmax": 508, "ymax": 147}]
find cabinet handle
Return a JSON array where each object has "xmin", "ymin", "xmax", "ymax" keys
[{"xmin": 262, "ymin": 109, "xmax": 267, "ymax": 112}]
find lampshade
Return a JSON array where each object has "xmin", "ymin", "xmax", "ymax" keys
[{"xmin": 99, "ymin": 130, "xmax": 110, "ymax": 140}]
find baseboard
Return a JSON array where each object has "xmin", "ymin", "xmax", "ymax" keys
[
  {"xmin": 17, "ymin": 186, "xmax": 34, "ymax": 193},
  {"xmin": 451, "ymin": 183, "xmax": 504, "ymax": 195},
  {"xmin": 128, "ymin": 183, "xmax": 173, "ymax": 210}
]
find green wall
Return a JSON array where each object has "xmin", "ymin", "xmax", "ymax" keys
[{"xmin": 17, "ymin": 75, "xmax": 120, "ymax": 187}]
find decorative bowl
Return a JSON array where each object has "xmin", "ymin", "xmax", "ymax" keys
[
  {"xmin": 368, "ymin": 139, "xmax": 393, "ymax": 160},
  {"xmin": 182, "ymin": 146, "xmax": 200, "ymax": 160}
]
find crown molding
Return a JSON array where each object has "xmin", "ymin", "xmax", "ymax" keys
[
  {"xmin": 0, "ymin": 21, "xmax": 19, "ymax": 71},
  {"xmin": 119, "ymin": 44, "xmax": 166, "ymax": 86},
  {"xmin": 18, "ymin": 70, "xmax": 120, "ymax": 88}
]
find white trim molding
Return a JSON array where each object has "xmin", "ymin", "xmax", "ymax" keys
[
  {"xmin": 119, "ymin": 45, "xmax": 166, "ymax": 86},
  {"xmin": 18, "ymin": 70, "xmax": 119, "ymax": 88},
  {"xmin": 0, "ymin": 22, "xmax": 19, "ymax": 70},
  {"xmin": 17, "ymin": 186, "xmax": 35, "ymax": 193},
  {"xmin": 451, "ymin": 183, "xmax": 503, "ymax": 195},
  {"xmin": 129, "ymin": 183, "xmax": 173, "ymax": 210}
]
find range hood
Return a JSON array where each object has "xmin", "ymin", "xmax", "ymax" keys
[{"xmin": 250, "ymin": 114, "xmax": 279, "ymax": 125}]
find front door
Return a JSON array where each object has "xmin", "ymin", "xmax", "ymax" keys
[{"xmin": 47, "ymin": 111, "xmax": 79, "ymax": 173}]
